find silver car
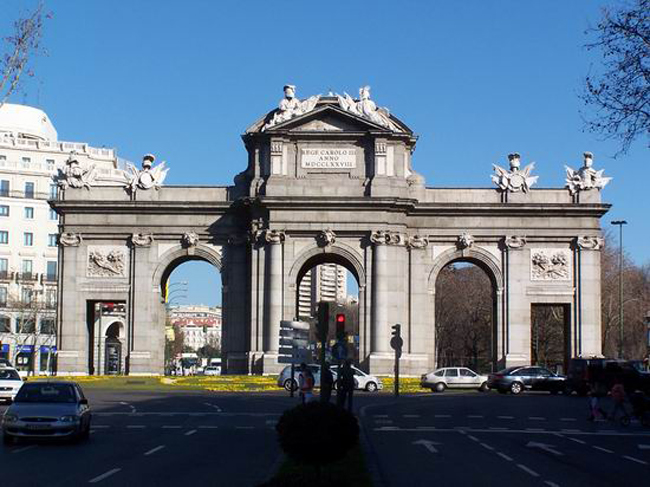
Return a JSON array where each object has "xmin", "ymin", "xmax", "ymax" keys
[
  {"xmin": 2, "ymin": 381, "xmax": 92, "ymax": 445},
  {"xmin": 0, "ymin": 367, "xmax": 23, "ymax": 403},
  {"xmin": 421, "ymin": 367, "xmax": 489, "ymax": 393}
]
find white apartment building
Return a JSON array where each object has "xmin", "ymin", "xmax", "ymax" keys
[
  {"xmin": 168, "ymin": 305, "xmax": 222, "ymax": 352},
  {"xmin": 297, "ymin": 264, "xmax": 348, "ymax": 320},
  {"xmin": 0, "ymin": 103, "xmax": 124, "ymax": 374}
]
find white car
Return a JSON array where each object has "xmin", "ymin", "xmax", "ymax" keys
[
  {"xmin": 421, "ymin": 367, "xmax": 489, "ymax": 393},
  {"xmin": 331, "ymin": 365, "xmax": 383, "ymax": 392},
  {"xmin": 0, "ymin": 367, "xmax": 24, "ymax": 403},
  {"xmin": 203, "ymin": 366, "xmax": 221, "ymax": 376}
]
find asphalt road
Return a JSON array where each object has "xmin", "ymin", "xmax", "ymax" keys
[{"xmin": 2, "ymin": 388, "xmax": 650, "ymax": 486}]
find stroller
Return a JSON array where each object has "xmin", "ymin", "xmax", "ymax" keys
[{"xmin": 623, "ymin": 392, "xmax": 650, "ymax": 427}]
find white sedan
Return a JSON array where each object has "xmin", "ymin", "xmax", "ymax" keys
[
  {"xmin": 0, "ymin": 367, "xmax": 24, "ymax": 403},
  {"xmin": 203, "ymin": 366, "xmax": 221, "ymax": 376},
  {"xmin": 421, "ymin": 367, "xmax": 489, "ymax": 393},
  {"xmin": 331, "ymin": 365, "xmax": 383, "ymax": 392}
]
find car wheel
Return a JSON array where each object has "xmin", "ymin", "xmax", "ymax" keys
[
  {"xmin": 510, "ymin": 382, "xmax": 523, "ymax": 395},
  {"xmin": 479, "ymin": 382, "xmax": 489, "ymax": 392},
  {"xmin": 434, "ymin": 382, "xmax": 446, "ymax": 393},
  {"xmin": 365, "ymin": 382, "xmax": 378, "ymax": 392},
  {"xmin": 283, "ymin": 379, "xmax": 297, "ymax": 392}
]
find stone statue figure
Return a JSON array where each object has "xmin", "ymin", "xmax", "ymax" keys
[
  {"xmin": 565, "ymin": 152, "xmax": 612, "ymax": 195},
  {"xmin": 263, "ymin": 85, "xmax": 320, "ymax": 130},
  {"xmin": 491, "ymin": 153, "xmax": 538, "ymax": 193},
  {"xmin": 337, "ymin": 86, "xmax": 400, "ymax": 131},
  {"xmin": 57, "ymin": 152, "xmax": 97, "ymax": 190},
  {"xmin": 125, "ymin": 154, "xmax": 169, "ymax": 192}
]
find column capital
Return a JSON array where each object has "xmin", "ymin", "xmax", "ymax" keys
[
  {"xmin": 263, "ymin": 229, "xmax": 285, "ymax": 244},
  {"xmin": 130, "ymin": 233, "xmax": 154, "ymax": 247},
  {"xmin": 370, "ymin": 230, "xmax": 405, "ymax": 246},
  {"xmin": 59, "ymin": 232, "xmax": 82, "ymax": 247},
  {"xmin": 574, "ymin": 235, "xmax": 604, "ymax": 250}
]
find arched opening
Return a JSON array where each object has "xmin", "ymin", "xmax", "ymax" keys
[
  {"xmin": 162, "ymin": 258, "xmax": 222, "ymax": 376},
  {"xmin": 294, "ymin": 252, "xmax": 361, "ymax": 366},
  {"xmin": 434, "ymin": 259, "xmax": 498, "ymax": 374},
  {"xmin": 104, "ymin": 320, "xmax": 124, "ymax": 375}
]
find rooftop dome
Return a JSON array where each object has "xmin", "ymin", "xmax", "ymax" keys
[{"xmin": 0, "ymin": 103, "xmax": 57, "ymax": 141}]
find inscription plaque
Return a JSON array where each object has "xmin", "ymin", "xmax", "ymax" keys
[{"xmin": 301, "ymin": 148, "xmax": 356, "ymax": 169}]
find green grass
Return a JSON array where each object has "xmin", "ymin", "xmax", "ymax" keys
[{"xmin": 263, "ymin": 445, "xmax": 373, "ymax": 487}]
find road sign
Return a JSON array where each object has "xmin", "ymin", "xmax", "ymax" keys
[
  {"xmin": 390, "ymin": 336, "xmax": 404, "ymax": 351},
  {"xmin": 278, "ymin": 320, "xmax": 311, "ymax": 364}
]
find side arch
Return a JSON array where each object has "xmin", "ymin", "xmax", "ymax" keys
[
  {"xmin": 288, "ymin": 242, "xmax": 367, "ymax": 287},
  {"xmin": 152, "ymin": 244, "xmax": 223, "ymax": 302},
  {"xmin": 427, "ymin": 246, "xmax": 503, "ymax": 294}
]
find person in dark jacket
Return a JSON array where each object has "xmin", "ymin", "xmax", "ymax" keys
[
  {"xmin": 320, "ymin": 361, "xmax": 334, "ymax": 403},
  {"xmin": 337, "ymin": 359, "xmax": 356, "ymax": 412}
]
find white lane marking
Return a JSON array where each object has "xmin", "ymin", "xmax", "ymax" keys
[
  {"xmin": 526, "ymin": 428, "xmax": 545, "ymax": 431},
  {"xmin": 434, "ymin": 414, "xmax": 451, "ymax": 418},
  {"xmin": 198, "ymin": 426, "xmax": 219, "ymax": 429},
  {"xmin": 638, "ymin": 444, "xmax": 650, "ymax": 450},
  {"xmin": 496, "ymin": 452, "xmax": 513, "ymax": 461},
  {"xmin": 560, "ymin": 418, "xmax": 577, "ymax": 422},
  {"xmin": 12, "ymin": 445, "xmax": 37, "ymax": 454},
  {"xmin": 498, "ymin": 416, "xmax": 514, "ymax": 419},
  {"xmin": 517, "ymin": 464, "xmax": 540, "ymax": 477},
  {"xmin": 480, "ymin": 443, "xmax": 494, "ymax": 451},
  {"xmin": 467, "ymin": 435, "xmax": 479, "ymax": 441},
  {"xmin": 567, "ymin": 437, "xmax": 586, "ymax": 445},
  {"xmin": 489, "ymin": 427, "xmax": 507, "ymax": 430},
  {"xmin": 623, "ymin": 455, "xmax": 648, "ymax": 465},
  {"xmin": 162, "ymin": 425, "xmax": 181, "ymax": 429},
  {"xmin": 375, "ymin": 420, "xmax": 393, "ymax": 424},
  {"xmin": 144, "ymin": 445, "xmax": 166, "ymax": 456},
  {"xmin": 403, "ymin": 414, "xmax": 420, "ymax": 418},
  {"xmin": 412, "ymin": 439, "xmax": 441, "ymax": 454},
  {"xmin": 544, "ymin": 482, "xmax": 560, "ymax": 487},
  {"xmin": 529, "ymin": 417, "xmax": 546, "ymax": 421},
  {"xmin": 185, "ymin": 429, "xmax": 197, "ymax": 436},
  {"xmin": 416, "ymin": 426, "xmax": 436, "ymax": 430},
  {"xmin": 561, "ymin": 429, "xmax": 581, "ymax": 433},
  {"xmin": 373, "ymin": 414, "xmax": 389, "ymax": 418},
  {"xmin": 593, "ymin": 446, "xmax": 613, "ymax": 454},
  {"xmin": 89, "ymin": 468, "xmax": 121, "ymax": 484},
  {"xmin": 526, "ymin": 441, "xmax": 563, "ymax": 456},
  {"xmin": 127, "ymin": 425, "xmax": 146, "ymax": 429},
  {"xmin": 467, "ymin": 415, "xmax": 484, "ymax": 418},
  {"xmin": 92, "ymin": 425, "xmax": 110, "ymax": 429}
]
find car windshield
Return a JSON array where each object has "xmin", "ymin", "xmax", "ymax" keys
[
  {"xmin": 14, "ymin": 383, "xmax": 77, "ymax": 403},
  {"xmin": 0, "ymin": 369, "xmax": 20, "ymax": 381}
]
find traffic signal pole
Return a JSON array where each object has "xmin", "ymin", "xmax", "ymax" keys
[{"xmin": 390, "ymin": 324, "xmax": 403, "ymax": 397}]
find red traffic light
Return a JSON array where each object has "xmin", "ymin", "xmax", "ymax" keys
[{"xmin": 336, "ymin": 313, "xmax": 346, "ymax": 336}]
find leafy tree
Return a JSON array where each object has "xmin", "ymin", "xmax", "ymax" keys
[
  {"xmin": 1, "ymin": 2, "xmax": 49, "ymax": 108},
  {"xmin": 581, "ymin": 0, "xmax": 649, "ymax": 155}
]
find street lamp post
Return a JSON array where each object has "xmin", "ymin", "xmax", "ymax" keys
[{"xmin": 611, "ymin": 220, "xmax": 627, "ymax": 359}]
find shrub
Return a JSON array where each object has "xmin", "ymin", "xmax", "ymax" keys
[{"xmin": 276, "ymin": 402, "xmax": 359, "ymax": 466}]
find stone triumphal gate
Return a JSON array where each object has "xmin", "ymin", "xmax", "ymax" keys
[{"xmin": 53, "ymin": 87, "xmax": 610, "ymax": 376}]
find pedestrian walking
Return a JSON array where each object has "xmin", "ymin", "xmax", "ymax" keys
[
  {"xmin": 298, "ymin": 363, "xmax": 315, "ymax": 404},
  {"xmin": 337, "ymin": 359, "xmax": 355, "ymax": 412},
  {"xmin": 609, "ymin": 379, "xmax": 629, "ymax": 422},
  {"xmin": 320, "ymin": 361, "xmax": 334, "ymax": 403},
  {"xmin": 587, "ymin": 383, "xmax": 607, "ymax": 421}
]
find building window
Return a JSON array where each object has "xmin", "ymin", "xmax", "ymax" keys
[
  {"xmin": 0, "ymin": 155, "xmax": 6, "ymax": 167},
  {"xmin": 45, "ymin": 288, "xmax": 56, "ymax": 308},
  {"xmin": 24, "ymin": 232, "xmax": 33, "ymax": 246},
  {"xmin": 46, "ymin": 261, "xmax": 57, "ymax": 281},
  {"xmin": 22, "ymin": 260, "xmax": 33, "ymax": 278},
  {"xmin": 24, "ymin": 207, "xmax": 34, "ymax": 219},
  {"xmin": 46, "ymin": 159, "xmax": 55, "ymax": 171},
  {"xmin": 49, "ymin": 208, "xmax": 58, "ymax": 221},
  {"xmin": 0, "ymin": 180, "xmax": 9, "ymax": 197},
  {"xmin": 0, "ymin": 258, "xmax": 7, "ymax": 279},
  {"xmin": 21, "ymin": 157, "xmax": 31, "ymax": 169},
  {"xmin": 0, "ymin": 288, "xmax": 7, "ymax": 308},
  {"xmin": 40, "ymin": 318, "xmax": 56, "ymax": 334},
  {"xmin": 24, "ymin": 182, "xmax": 35, "ymax": 199},
  {"xmin": 49, "ymin": 183, "xmax": 57, "ymax": 199},
  {"xmin": 0, "ymin": 205, "xmax": 8, "ymax": 217},
  {"xmin": 0, "ymin": 315, "xmax": 9, "ymax": 332},
  {"xmin": 20, "ymin": 287, "xmax": 33, "ymax": 306},
  {"xmin": 48, "ymin": 234, "xmax": 57, "ymax": 247},
  {"xmin": 0, "ymin": 231, "xmax": 8, "ymax": 244}
]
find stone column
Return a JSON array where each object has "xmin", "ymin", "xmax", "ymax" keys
[
  {"xmin": 370, "ymin": 231, "xmax": 389, "ymax": 353},
  {"xmin": 575, "ymin": 236, "xmax": 604, "ymax": 357},
  {"xmin": 264, "ymin": 230, "xmax": 285, "ymax": 353}
]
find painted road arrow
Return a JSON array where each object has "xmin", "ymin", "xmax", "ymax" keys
[
  {"xmin": 526, "ymin": 441, "xmax": 563, "ymax": 456},
  {"xmin": 413, "ymin": 439, "xmax": 441, "ymax": 454}
]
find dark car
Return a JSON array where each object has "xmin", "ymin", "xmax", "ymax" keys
[
  {"xmin": 488, "ymin": 366, "xmax": 566, "ymax": 395},
  {"xmin": 566, "ymin": 358, "xmax": 650, "ymax": 396}
]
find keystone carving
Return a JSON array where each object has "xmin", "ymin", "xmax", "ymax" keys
[
  {"xmin": 407, "ymin": 235, "xmax": 429, "ymax": 249},
  {"xmin": 131, "ymin": 233, "xmax": 154, "ymax": 247},
  {"xmin": 59, "ymin": 232, "xmax": 82, "ymax": 247},
  {"xmin": 370, "ymin": 230, "xmax": 405, "ymax": 246},
  {"xmin": 456, "ymin": 233, "xmax": 474, "ymax": 250},
  {"xmin": 575, "ymin": 236, "xmax": 604, "ymax": 250},
  {"xmin": 504, "ymin": 235, "xmax": 527, "ymax": 249},
  {"xmin": 317, "ymin": 229, "xmax": 336, "ymax": 247},
  {"xmin": 181, "ymin": 232, "xmax": 200, "ymax": 248}
]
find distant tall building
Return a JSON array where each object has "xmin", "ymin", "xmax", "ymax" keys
[
  {"xmin": 298, "ymin": 264, "xmax": 347, "ymax": 320},
  {"xmin": 0, "ymin": 103, "xmax": 124, "ymax": 374},
  {"xmin": 168, "ymin": 305, "xmax": 222, "ymax": 352}
]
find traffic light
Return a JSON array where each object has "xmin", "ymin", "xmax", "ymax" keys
[
  {"xmin": 335, "ymin": 313, "xmax": 346, "ymax": 341},
  {"xmin": 391, "ymin": 324, "xmax": 401, "ymax": 339},
  {"xmin": 390, "ymin": 324, "xmax": 403, "ymax": 352},
  {"xmin": 316, "ymin": 301, "xmax": 330, "ymax": 342}
]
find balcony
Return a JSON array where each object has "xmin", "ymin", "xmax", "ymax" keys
[
  {"xmin": 42, "ymin": 273, "xmax": 57, "ymax": 283},
  {"xmin": 0, "ymin": 189, "xmax": 55, "ymax": 201},
  {"xmin": 17, "ymin": 272, "xmax": 38, "ymax": 282},
  {"xmin": 0, "ymin": 270, "xmax": 13, "ymax": 281}
]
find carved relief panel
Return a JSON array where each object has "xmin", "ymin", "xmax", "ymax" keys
[
  {"xmin": 530, "ymin": 249, "xmax": 571, "ymax": 281},
  {"xmin": 87, "ymin": 246, "xmax": 127, "ymax": 278}
]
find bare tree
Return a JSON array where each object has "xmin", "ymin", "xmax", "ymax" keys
[
  {"xmin": 581, "ymin": 0, "xmax": 650, "ymax": 155},
  {"xmin": 0, "ymin": 2, "xmax": 49, "ymax": 108}
]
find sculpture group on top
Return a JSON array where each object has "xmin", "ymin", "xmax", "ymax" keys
[
  {"xmin": 263, "ymin": 84, "xmax": 402, "ymax": 132},
  {"xmin": 565, "ymin": 152, "xmax": 612, "ymax": 195},
  {"xmin": 57, "ymin": 152, "xmax": 97, "ymax": 190},
  {"xmin": 491, "ymin": 153, "xmax": 538, "ymax": 193},
  {"xmin": 125, "ymin": 154, "xmax": 169, "ymax": 193}
]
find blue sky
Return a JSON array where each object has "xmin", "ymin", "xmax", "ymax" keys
[{"xmin": 5, "ymin": 0, "xmax": 648, "ymax": 306}]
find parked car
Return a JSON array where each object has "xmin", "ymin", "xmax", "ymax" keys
[
  {"xmin": 0, "ymin": 367, "xmax": 24, "ymax": 403},
  {"xmin": 488, "ymin": 366, "xmax": 566, "ymax": 395},
  {"xmin": 421, "ymin": 367, "xmax": 489, "ymax": 393},
  {"xmin": 203, "ymin": 366, "xmax": 221, "ymax": 376},
  {"xmin": 0, "ymin": 359, "xmax": 13, "ymax": 368},
  {"xmin": 335, "ymin": 365, "xmax": 383, "ymax": 392},
  {"xmin": 566, "ymin": 358, "xmax": 650, "ymax": 396},
  {"xmin": 278, "ymin": 364, "xmax": 324, "ymax": 391},
  {"xmin": 2, "ymin": 381, "xmax": 92, "ymax": 445}
]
